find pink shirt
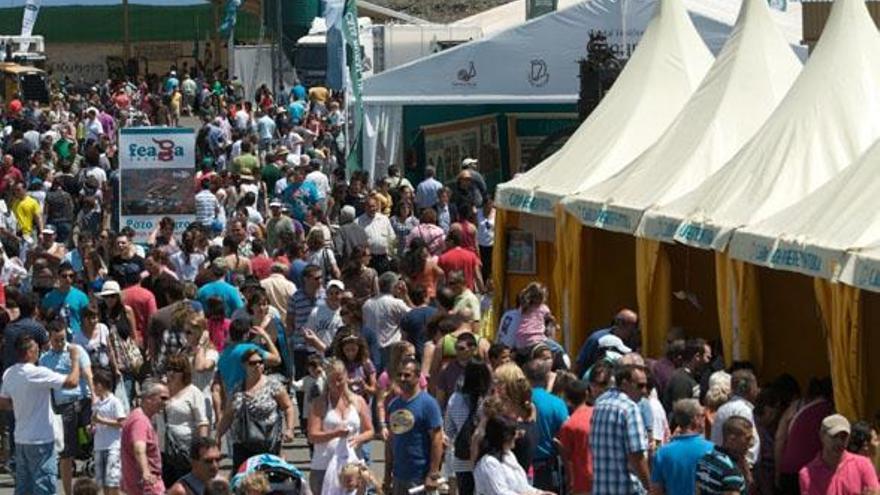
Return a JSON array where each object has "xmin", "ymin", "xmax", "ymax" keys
[
  {"xmin": 514, "ymin": 304, "xmax": 550, "ymax": 349},
  {"xmin": 799, "ymin": 451, "xmax": 880, "ymax": 495},
  {"xmin": 121, "ymin": 408, "xmax": 165, "ymax": 495}
]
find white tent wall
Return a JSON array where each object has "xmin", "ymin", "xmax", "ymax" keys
[
  {"xmin": 233, "ymin": 45, "xmax": 297, "ymax": 103},
  {"xmin": 363, "ymin": 104, "xmax": 404, "ymax": 183}
]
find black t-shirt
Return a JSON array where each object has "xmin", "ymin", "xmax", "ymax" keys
[
  {"xmin": 663, "ymin": 367, "xmax": 699, "ymax": 415},
  {"xmin": 110, "ymin": 255, "xmax": 145, "ymax": 284}
]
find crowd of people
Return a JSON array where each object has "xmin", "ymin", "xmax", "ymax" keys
[{"xmin": 0, "ymin": 65, "xmax": 878, "ymax": 495}]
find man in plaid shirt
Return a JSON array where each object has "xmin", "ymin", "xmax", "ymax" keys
[{"xmin": 590, "ymin": 364, "xmax": 652, "ymax": 494}]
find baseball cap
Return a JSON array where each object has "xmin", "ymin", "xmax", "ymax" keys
[
  {"xmin": 327, "ymin": 280, "xmax": 346, "ymax": 292},
  {"xmin": 461, "ymin": 157, "xmax": 479, "ymax": 168},
  {"xmin": 598, "ymin": 334, "xmax": 632, "ymax": 355},
  {"xmin": 269, "ymin": 200, "xmax": 283, "ymax": 208},
  {"xmin": 821, "ymin": 414, "xmax": 851, "ymax": 437}
]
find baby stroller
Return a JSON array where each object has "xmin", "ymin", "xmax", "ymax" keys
[
  {"xmin": 230, "ymin": 454, "xmax": 308, "ymax": 495},
  {"xmin": 74, "ymin": 423, "xmax": 95, "ymax": 478}
]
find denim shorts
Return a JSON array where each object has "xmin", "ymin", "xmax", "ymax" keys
[{"xmin": 14, "ymin": 442, "xmax": 57, "ymax": 495}]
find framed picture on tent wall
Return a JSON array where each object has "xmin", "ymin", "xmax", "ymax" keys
[
  {"xmin": 507, "ymin": 230, "xmax": 536, "ymax": 274},
  {"xmin": 422, "ymin": 115, "xmax": 500, "ymax": 184}
]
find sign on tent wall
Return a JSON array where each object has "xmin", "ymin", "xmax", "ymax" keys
[
  {"xmin": 119, "ymin": 127, "xmax": 196, "ymax": 243},
  {"xmin": 422, "ymin": 115, "xmax": 500, "ymax": 184},
  {"xmin": 507, "ymin": 113, "xmax": 579, "ymax": 175}
]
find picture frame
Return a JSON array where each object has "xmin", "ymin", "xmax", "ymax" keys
[{"xmin": 507, "ymin": 230, "xmax": 537, "ymax": 274}]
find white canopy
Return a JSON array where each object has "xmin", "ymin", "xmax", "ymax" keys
[
  {"xmin": 638, "ymin": 0, "xmax": 880, "ymax": 250},
  {"xmin": 561, "ymin": 0, "xmax": 801, "ymax": 233},
  {"xmin": 362, "ymin": 0, "xmax": 739, "ymax": 106},
  {"xmin": 494, "ymin": 0, "xmax": 713, "ymax": 217},
  {"xmin": 728, "ymin": 138, "xmax": 880, "ymax": 282},
  {"xmin": 453, "ymin": 0, "xmax": 804, "ymax": 50}
]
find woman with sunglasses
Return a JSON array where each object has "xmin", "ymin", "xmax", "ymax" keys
[
  {"xmin": 216, "ymin": 348, "xmax": 296, "ymax": 472},
  {"xmin": 98, "ymin": 280, "xmax": 139, "ymax": 404},
  {"xmin": 160, "ymin": 354, "xmax": 209, "ymax": 486}
]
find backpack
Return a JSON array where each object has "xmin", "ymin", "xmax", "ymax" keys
[{"xmin": 453, "ymin": 395, "xmax": 480, "ymax": 460}]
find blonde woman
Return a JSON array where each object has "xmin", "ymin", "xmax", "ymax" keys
[
  {"xmin": 308, "ymin": 359, "xmax": 374, "ymax": 495},
  {"xmin": 470, "ymin": 363, "xmax": 537, "ymax": 471}
]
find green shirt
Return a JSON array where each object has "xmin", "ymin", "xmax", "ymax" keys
[{"xmin": 231, "ymin": 153, "xmax": 259, "ymax": 177}]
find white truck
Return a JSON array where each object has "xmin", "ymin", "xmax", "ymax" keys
[{"xmin": 293, "ymin": 20, "xmax": 482, "ymax": 86}]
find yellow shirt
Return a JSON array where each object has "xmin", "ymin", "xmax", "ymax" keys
[{"xmin": 12, "ymin": 196, "xmax": 40, "ymax": 237}]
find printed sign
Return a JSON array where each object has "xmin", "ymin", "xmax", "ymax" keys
[{"xmin": 119, "ymin": 128, "xmax": 196, "ymax": 243}]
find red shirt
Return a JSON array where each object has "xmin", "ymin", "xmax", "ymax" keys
[
  {"xmin": 121, "ymin": 408, "xmax": 165, "ymax": 495},
  {"xmin": 438, "ymin": 247, "xmax": 482, "ymax": 291},
  {"xmin": 800, "ymin": 451, "xmax": 879, "ymax": 495},
  {"xmin": 557, "ymin": 404, "xmax": 594, "ymax": 493},
  {"xmin": 122, "ymin": 285, "xmax": 157, "ymax": 347}
]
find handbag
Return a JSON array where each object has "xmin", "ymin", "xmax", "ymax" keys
[
  {"xmin": 110, "ymin": 327, "xmax": 143, "ymax": 376},
  {"xmin": 162, "ymin": 409, "xmax": 192, "ymax": 470},
  {"xmin": 237, "ymin": 388, "xmax": 282, "ymax": 453}
]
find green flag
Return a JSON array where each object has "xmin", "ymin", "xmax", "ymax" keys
[{"xmin": 343, "ymin": 0, "xmax": 364, "ymax": 172}]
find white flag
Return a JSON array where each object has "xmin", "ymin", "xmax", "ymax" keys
[{"xmin": 20, "ymin": 0, "xmax": 41, "ymax": 52}]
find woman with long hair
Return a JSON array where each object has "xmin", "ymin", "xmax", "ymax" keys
[
  {"xmin": 400, "ymin": 237, "xmax": 443, "ymax": 301},
  {"xmin": 170, "ymin": 229, "xmax": 206, "ymax": 282},
  {"xmin": 217, "ymin": 348, "xmax": 296, "ymax": 472},
  {"xmin": 222, "ymin": 235, "xmax": 252, "ymax": 282},
  {"xmin": 307, "ymin": 359, "xmax": 374, "ymax": 495},
  {"xmin": 475, "ymin": 363, "xmax": 539, "ymax": 472},
  {"xmin": 340, "ymin": 247, "xmax": 379, "ymax": 304},
  {"xmin": 444, "ymin": 360, "xmax": 493, "ymax": 495},
  {"xmin": 332, "ymin": 328, "xmax": 377, "ymax": 402},
  {"xmin": 247, "ymin": 290, "xmax": 290, "ymax": 379},
  {"xmin": 185, "ymin": 309, "xmax": 221, "ymax": 428},
  {"xmin": 98, "ymin": 280, "xmax": 139, "ymax": 403},
  {"xmin": 473, "ymin": 415, "xmax": 547, "ymax": 495},
  {"xmin": 160, "ymin": 354, "xmax": 209, "ymax": 486},
  {"xmin": 390, "ymin": 201, "xmax": 419, "ymax": 258}
]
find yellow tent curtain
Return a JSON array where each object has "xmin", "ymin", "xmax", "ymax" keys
[
  {"xmin": 714, "ymin": 253, "xmax": 764, "ymax": 370},
  {"xmin": 814, "ymin": 279, "xmax": 864, "ymax": 419},
  {"xmin": 490, "ymin": 208, "xmax": 510, "ymax": 339},
  {"xmin": 635, "ymin": 238, "xmax": 671, "ymax": 358}
]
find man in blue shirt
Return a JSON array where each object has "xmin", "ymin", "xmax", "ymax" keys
[
  {"xmin": 651, "ymin": 398, "xmax": 714, "ymax": 494},
  {"xmin": 526, "ymin": 358, "xmax": 569, "ymax": 492},
  {"xmin": 41, "ymin": 262, "xmax": 90, "ymax": 335},
  {"xmin": 281, "ymin": 165, "xmax": 321, "ymax": 223},
  {"xmin": 39, "ymin": 319, "xmax": 93, "ymax": 495},
  {"xmin": 574, "ymin": 308, "xmax": 638, "ymax": 377},
  {"xmin": 196, "ymin": 263, "xmax": 244, "ymax": 317},
  {"xmin": 386, "ymin": 357, "xmax": 443, "ymax": 495}
]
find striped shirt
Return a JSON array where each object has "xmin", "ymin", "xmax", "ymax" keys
[
  {"xmin": 194, "ymin": 189, "xmax": 219, "ymax": 226},
  {"xmin": 696, "ymin": 446, "xmax": 747, "ymax": 494},
  {"xmin": 443, "ymin": 391, "xmax": 477, "ymax": 473},
  {"xmin": 286, "ymin": 289, "xmax": 323, "ymax": 350}
]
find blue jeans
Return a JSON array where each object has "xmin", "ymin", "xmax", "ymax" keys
[{"xmin": 14, "ymin": 442, "xmax": 57, "ymax": 495}]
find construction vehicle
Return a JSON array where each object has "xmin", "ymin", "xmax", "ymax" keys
[{"xmin": 0, "ymin": 35, "xmax": 50, "ymax": 104}]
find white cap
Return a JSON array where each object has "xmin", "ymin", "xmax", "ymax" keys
[
  {"xmin": 598, "ymin": 334, "xmax": 632, "ymax": 355},
  {"xmin": 327, "ymin": 280, "xmax": 346, "ymax": 292}
]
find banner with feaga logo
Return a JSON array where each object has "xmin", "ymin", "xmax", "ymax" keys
[{"xmin": 119, "ymin": 128, "xmax": 196, "ymax": 243}]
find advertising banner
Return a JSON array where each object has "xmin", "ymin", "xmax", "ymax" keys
[{"xmin": 119, "ymin": 128, "xmax": 196, "ymax": 243}]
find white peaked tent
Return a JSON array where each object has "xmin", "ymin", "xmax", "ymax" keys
[
  {"xmin": 728, "ymin": 138, "xmax": 880, "ymax": 283},
  {"xmin": 638, "ymin": 0, "xmax": 880, "ymax": 250},
  {"xmin": 841, "ymin": 240, "xmax": 880, "ymax": 292},
  {"xmin": 494, "ymin": 0, "xmax": 714, "ymax": 218},
  {"xmin": 561, "ymin": 0, "xmax": 801, "ymax": 234}
]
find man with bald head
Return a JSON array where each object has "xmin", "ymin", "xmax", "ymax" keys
[{"xmin": 574, "ymin": 308, "xmax": 639, "ymax": 377}]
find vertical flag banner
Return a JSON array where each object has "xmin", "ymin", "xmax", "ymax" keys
[
  {"xmin": 343, "ymin": 0, "xmax": 364, "ymax": 171},
  {"xmin": 324, "ymin": 0, "xmax": 346, "ymax": 90},
  {"xmin": 119, "ymin": 128, "xmax": 196, "ymax": 243},
  {"xmin": 19, "ymin": 0, "xmax": 40, "ymax": 52}
]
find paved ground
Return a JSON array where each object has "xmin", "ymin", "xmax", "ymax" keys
[{"xmin": 0, "ymin": 435, "xmax": 388, "ymax": 493}]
